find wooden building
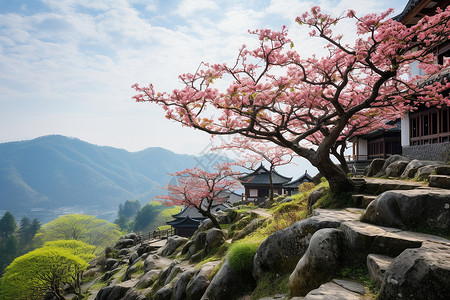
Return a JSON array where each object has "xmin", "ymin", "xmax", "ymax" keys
[{"xmin": 239, "ymin": 164, "xmax": 292, "ymax": 204}]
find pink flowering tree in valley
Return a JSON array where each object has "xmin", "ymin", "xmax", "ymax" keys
[
  {"xmin": 212, "ymin": 137, "xmax": 295, "ymax": 202},
  {"xmin": 134, "ymin": 7, "xmax": 450, "ymax": 194},
  {"xmin": 158, "ymin": 163, "xmax": 241, "ymax": 230}
]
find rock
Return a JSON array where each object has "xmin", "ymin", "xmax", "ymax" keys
[
  {"xmin": 201, "ymin": 254, "xmax": 256, "ymax": 300},
  {"xmin": 117, "ymin": 248, "xmax": 130, "ymax": 257},
  {"xmin": 129, "ymin": 252, "xmax": 139, "ymax": 265},
  {"xmin": 307, "ymin": 187, "xmax": 326, "ymax": 210},
  {"xmin": 186, "ymin": 262, "xmax": 218, "ymax": 300},
  {"xmin": 205, "ymin": 228, "xmax": 225, "ymax": 254},
  {"xmin": 436, "ymin": 165, "xmax": 450, "ymax": 175},
  {"xmin": 232, "ymin": 217, "xmax": 265, "ymax": 241},
  {"xmin": 123, "ymin": 233, "xmax": 137, "ymax": 240},
  {"xmin": 401, "ymin": 160, "xmax": 444, "ymax": 179},
  {"xmin": 429, "ymin": 174, "xmax": 450, "ymax": 189},
  {"xmin": 289, "ymin": 228, "xmax": 343, "ymax": 296},
  {"xmin": 361, "ymin": 189, "xmax": 450, "ymax": 230},
  {"xmin": 153, "ymin": 283, "xmax": 173, "ymax": 300},
  {"xmin": 181, "ymin": 240, "xmax": 193, "ymax": 255},
  {"xmin": 144, "ymin": 256, "xmax": 156, "ymax": 273},
  {"xmin": 95, "ymin": 286, "xmax": 146, "ymax": 300},
  {"xmin": 415, "ymin": 165, "xmax": 438, "ymax": 181},
  {"xmin": 164, "ymin": 265, "xmax": 182, "ymax": 285},
  {"xmin": 153, "ymin": 261, "xmax": 179, "ymax": 291},
  {"xmin": 105, "ymin": 258, "xmax": 119, "ymax": 271},
  {"xmin": 135, "ymin": 270, "xmax": 160, "ymax": 289},
  {"xmin": 115, "ymin": 239, "xmax": 135, "ymax": 249},
  {"xmin": 253, "ymin": 209, "xmax": 360, "ymax": 280},
  {"xmin": 193, "ymin": 231, "xmax": 207, "ymax": 251},
  {"xmin": 366, "ymin": 254, "xmax": 393, "ymax": 287},
  {"xmin": 378, "ymin": 242, "xmax": 450, "ymax": 300},
  {"xmin": 304, "ymin": 282, "xmax": 365, "ymax": 300},
  {"xmin": 332, "ymin": 279, "xmax": 366, "ymax": 295},
  {"xmin": 198, "ymin": 219, "xmax": 213, "ymax": 232},
  {"xmin": 385, "ymin": 160, "xmax": 409, "ymax": 178},
  {"xmin": 158, "ymin": 236, "xmax": 188, "ymax": 257},
  {"xmin": 366, "ymin": 159, "xmax": 385, "ymax": 177},
  {"xmin": 172, "ymin": 270, "xmax": 195, "ymax": 300},
  {"xmin": 137, "ymin": 244, "xmax": 154, "ymax": 256},
  {"xmin": 376, "ymin": 155, "xmax": 410, "ymax": 177}
]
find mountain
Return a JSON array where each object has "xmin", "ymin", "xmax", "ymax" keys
[{"xmin": 0, "ymin": 135, "xmax": 224, "ymax": 222}]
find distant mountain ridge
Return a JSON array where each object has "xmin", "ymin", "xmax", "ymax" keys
[{"xmin": 0, "ymin": 135, "xmax": 224, "ymax": 222}]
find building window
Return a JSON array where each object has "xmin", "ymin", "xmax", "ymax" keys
[
  {"xmin": 410, "ymin": 107, "xmax": 450, "ymax": 145},
  {"xmin": 249, "ymin": 189, "xmax": 258, "ymax": 197}
]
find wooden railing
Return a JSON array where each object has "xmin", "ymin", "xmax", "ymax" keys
[{"xmin": 137, "ymin": 228, "xmax": 174, "ymax": 243}]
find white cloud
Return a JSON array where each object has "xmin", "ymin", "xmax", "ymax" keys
[{"xmin": 174, "ymin": 0, "xmax": 220, "ymax": 18}]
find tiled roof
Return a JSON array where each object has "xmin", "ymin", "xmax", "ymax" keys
[
  {"xmin": 167, "ymin": 216, "xmax": 203, "ymax": 227},
  {"xmin": 239, "ymin": 164, "xmax": 292, "ymax": 186},
  {"xmin": 283, "ymin": 172, "xmax": 314, "ymax": 189}
]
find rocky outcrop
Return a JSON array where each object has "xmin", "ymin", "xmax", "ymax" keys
[
  {"xmin": 365, "ymin": 158, "xmax": 385, "ymax": 177},
  {"xmin": 361, "ymin": 189, "xmax": 450, "ymax": 230},
  {"xmin": 158, "ymin": 236, "xmax": 189, "ymax": 257},
  {"xmin": 303, "ymin": 281, "xmax": 366, "ymax": 300},
  {"xmin": 429, "ymin": 174, "xmax": 450, "ymax": 189},
  {"xmin": 385, "ymin": 160, "xmax": 409, "ymax": 177},
  {"xmin": 253, "ymin": 209, "xmax": 361, "ymax": 280},
  {"xmin": 186, "ymin": 262, "xmax": 217, "ymax": 300},
  {"xmin": 232, "ymin": 217, "xmax": 265, "ymax": 242},
  {"xmin": 307, "ymin": 187, "xmax": 326, "ymax": 210},
  {"xmin": 172, "ymin": 270, "xmax": 195, "ymax": 300},
  {"xmin": 95, "ymin": 285, "xmax": 146, "ymax": 300},
  {"xmin": 204, "ymin": 228, "xmax": 225, "ymax": 254},
  {"xmin": 366, "ymin": 254, "xmax": 393, "ymax": 287},
  {"xmin": 289, "ymin": 228, "xmax": 343, "ymax": 296},
  {"xmin": 202, "ymin": 254, "xmax": 256, "ymax": 300},
  {"xmin": 376, "ymin": 155, "xmax": 410, "ymax": 177},
  {"xmin": 400, "ymin": 160, "xmax": 444, "ymax": 179},
  {"xmin": 378, "ymin": 242, "xmax": 450, "ymax": 300}
]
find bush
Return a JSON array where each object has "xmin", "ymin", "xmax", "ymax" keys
[
  {"xmin": 298, "ymin": 182, "xmax": 315, "ymax": 193},
  {"xmin": 228, "ymin": 242, "xmax": 259, "ymax": 273}
]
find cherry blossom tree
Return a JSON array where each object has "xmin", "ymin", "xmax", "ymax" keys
[
  {"xmin": 134, "ymin": 7, "xmax": 450, "ymax": 194},
  {"xmin": 212, "ymin": 137, "xmax": 295, "ymax": 202},
  {"xmin": 159, "ymin": 163, "xmax": 242, "ymax": 230}
]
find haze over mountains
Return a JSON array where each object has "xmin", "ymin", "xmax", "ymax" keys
[{"xmin": 0, "ymin": 135, "xmax": 226, "ymax": 223}]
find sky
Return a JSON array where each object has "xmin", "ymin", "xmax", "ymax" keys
[{"xmin": 0, "ymin": 0, "xmax": 408, "ymax": 175}]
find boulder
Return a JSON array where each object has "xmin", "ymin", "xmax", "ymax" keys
[
  {"xmin": 232, "ymin": 217, "xmax": 265, "ymax": 242},
  {"xmin": 172, "ymin": 270, "xmax": 195, "ymax": 300},
  {"xmin": 197, "ymin": 219, "xmax": 213, "ymax": 232},
  {"xmin": 307, "ymin": 187, "xmax": 326, "ymax": 210},
  {"xmin": 95, "ymin": 286, "xmax": 146, "ymax": 300},
  {"xmin": 415, "ymin": 165, "xmax": 438, "ymax": 181},
  {"xmin": 129, "ymin": 252, "xmax": 139, "ymax": 265},
  {"xmin": 105, "ymin": 258, "xmax": 119, "ymax": 271},
  {"xmin": 436, "ymin": 165, "xmax": 450, "ymax": 175},
  {"xmin": 135, "ymin": 270, "xmax": 160, "ymax": 289},
  {"xmin": 385, "ymin": 160, "xmax": 409, "ymax": 178},
  {"xmin": 400, "ymin": 160, "xmax": 444, "ymax": 179},
  {"xmin": 205, "ymin": 228, "xmax": 225, "ymax": 254},
  {"xmin": 186, "ymin": 262, "xmax": 217, "ymax": 300},
  {"xmin": 366, "ymin": 254, "xmax": 393, "ymax": 287},
  {"xmin": 303, "ymin": 282, "xmax": 365, "ymax": 300},
  {"xmin": 144, "ymin": 256, "xmax": 156, "ymax": 273},
  {"xmin": 361, "ymin": 189, "xmax": 450, "ymax": 230},
  {"xmin": 429, "ymin": 175, "xmax": 450, "ymax": 189},
  {"xmin": 253, "ymin": 209, "xmax": 361, "ymax": 280},
  {"xmin": 376, "ymin": 155, "xmax": 410, "ymax": 177},
  {"xmin": 289, "ymin": 228, "xmax": 343, "ymax": 296},
  {"xmin": 158, "ymin": 236, "xmax": 188, "ymax": 257},
  {"xmin": 153, "ymin": 261, "xmax": 179, "ymax": 291},
  {"xmin": 153, "ymin": 283, "xmax": 173, "ymax": 300},
  {"xmin": 201, "ymin": 254, "xmax": 256, "ymax": 300},
  {"xmin": 378, "ymin": 242, "xmax": 450, "ymax": 300},
  {"xmin": 117, "ymin": 248, "xmax": 130, "ymax": 257},
  {"xmin": 114, "ymin": 239, "xmax": 135, "ymax": 249},
  {"xmin": 365, "ymin": 159, "xmax": 385, "ymax": 177}
]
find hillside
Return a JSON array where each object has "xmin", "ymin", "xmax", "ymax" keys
[{"xmin": 0, "ymin": 135, "xmax": 224, "ymax": 222}]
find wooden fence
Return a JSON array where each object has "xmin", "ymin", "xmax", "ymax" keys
[{"xmin": 137, "ymin": 228, "xmax": 174, "ymax": 243}]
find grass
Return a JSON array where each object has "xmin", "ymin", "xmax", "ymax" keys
[
  {"xmin": 338, "ymin": 265, "xmax": 378, "ymax": 295},
  {"xmin": 228, "ymin": 241, "xmax": 260, "ymax": 273},
  {"xmin": 250, "ymin": 272, "xmax": 290, "ymax": 300}
]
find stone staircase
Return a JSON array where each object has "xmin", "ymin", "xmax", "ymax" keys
[{"xmin": 429, "ymin": 165, "xmax": 450, "ymax": 189}]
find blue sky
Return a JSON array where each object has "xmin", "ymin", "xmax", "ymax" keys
[{"xmin": 0, "ymin": 0, "xmax": 408, "ymax": 175}]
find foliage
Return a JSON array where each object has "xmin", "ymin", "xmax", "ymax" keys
[
  {"xmin": 35, "ymin": 214, "xmax": 122, "ymax": 252},
  {"xmin": 339, "ymin": 265, "xmax": 378, "ymax": 295},
  {"xmin": 250, "ymin": 272, "xmax": 290, "ymax": 300},
  {"xmin": 132, "ymin": 201, "xmax": 181, "ymax": 232},
  {"xmin": 115, "ymin": 200, "xmax": 141, "ymax": 231},
  {"xmin": 42, "ymin": 240, "xmax": 96, "ymax": 262},
  {"xmin": 159, "ymin": 163, "xmax": 241, "ymax": 229},
  {"xmin": 228, "ymin": 242, "xmax": 259, "ymax": 273},
  {"xmin": 313, "ymin": 189, "xmax": 353, "ymax": 209},
  {"xmin": 0, "ymin": 212, "xmax": 16, "ymax": 241},
  {"xmin": 298, "ymin": 182, "xmax": 315, "ymax": 193},
  {"xmin": 134, "ymin": 6, "xmax": 450, "ymax": 194},
  {"xmin": 0, "ymin": 247, "xmax": 88, "ymax": 300}
]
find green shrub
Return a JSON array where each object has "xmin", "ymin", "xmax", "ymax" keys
[
  {"xmin": 250, "ymin": 272, "xmax": 289, "ymax": 300},
  {"xmin": 228, "ymin": 242, "xmax": 259, "ymax": 273}
]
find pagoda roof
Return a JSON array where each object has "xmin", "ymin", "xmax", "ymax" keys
[
  {"xmin": 171, "ymin": 200, "xmax": 231, "ymax": 219},
  {"xmin": 283, "ymin": 171, "xmax": 313, "ymax": 189},
  {"xmin": 394, "ymin": 0, "xmax": 450, "ymax": 26},
  {"xmin": 239, "ymin": 164, "xmax": 292, "ymax": 186},
  {"xmin": 167, "ymin": 216, "xmax": 203, "ymax": 228}
]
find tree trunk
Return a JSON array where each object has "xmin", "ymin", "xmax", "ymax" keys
[
  {"xmin": 314, "ymin": 156, "xmax": 354, "ymax": 194},
  {"xmin": 268, "ymin": 171, "xmax": 274, "ymax": 202},
  {"xmin": 203, "ymin": 210, "xmax": 222, "ymax": 230}
]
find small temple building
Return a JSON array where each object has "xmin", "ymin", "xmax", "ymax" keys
[{"xmin": 283, "ymin": 171, "xmax": 314, "ymax": 195}]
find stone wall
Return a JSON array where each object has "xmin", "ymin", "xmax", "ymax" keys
[{"xmin": 402, "ymin": 142, "xmax": 450, "ymax": 161}]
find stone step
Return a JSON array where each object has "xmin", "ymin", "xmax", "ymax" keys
[
  {"xmin": 366, "ymin": 254, "xmax": 394, "ymax": 287},
  {"xmin": 435, "ymin": 165, "xmax": 450, "ymax": 175},
  {"xmin": 428, "ymin": 174, "xmax": 450, "ymax": 189},
  {"xmin": 351, "ymin": 194, "xmax": 377, "ymax": 208},
  {"xmin": 301, "ymin": 280, "xmax": 367, "ymax": 299}
]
